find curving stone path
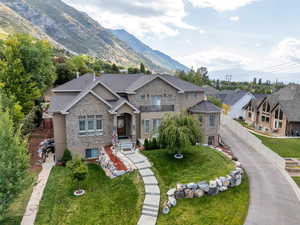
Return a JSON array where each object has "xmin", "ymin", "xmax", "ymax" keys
[{"xmin": 123, "ymin": 151, "xmax": 160, "ymax": 225}]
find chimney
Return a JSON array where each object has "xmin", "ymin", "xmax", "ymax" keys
[
  {"xmin": 204, "ymin": 95, "xmax": 208, "ymax": 101},
  {"xmin": 93, "ymin": 72, "xmax": 96, "ymax": 82},
  {"xmin": 76, "ymin": 72, "xmax": 79, "ymax": 79}
]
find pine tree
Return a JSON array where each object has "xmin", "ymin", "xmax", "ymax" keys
[{"xmin": 140, "ymin": 63, "xmax": 145, "ymax": 74}]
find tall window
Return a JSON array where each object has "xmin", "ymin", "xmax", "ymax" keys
[
  {"xmin": 151, "ymin": 95, "xmax": 161, "ymax": 106},
  {"xmin": 153, "ymin": 119, "xmax": 161, "ymax": 132},
  {"xmin": 79, "ymin": 115, "xmax": 103, "ymax": 135},
  {"xmin": 209, "ymin": 114, "xmax": 216, "ymax": 127},
  {"xmin": 144, "ymin": 120, "xmax": 150, "ymax": 134}
]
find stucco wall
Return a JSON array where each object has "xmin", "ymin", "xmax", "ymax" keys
[
  {"xmin": 53, "ymin": 113, "xmax": 66, "ymax": 160},
  {"xmin": 65, "ymin": 93, "xmax": 113, "ymax": 158}
]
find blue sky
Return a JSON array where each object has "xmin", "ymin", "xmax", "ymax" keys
[{"xmin": 62, "ymin": 0, "xmax": 300, "ymax": 79}]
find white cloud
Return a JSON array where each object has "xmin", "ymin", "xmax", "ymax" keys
[
  {"xmin": 62, "ymin": 0, "xmax": 197, "ymax": 38},
  {"xmin": 178, "ymin": 47, "xmax": 249, "ymax": 70},
  {"xmin": 230, "ymin": 16, "xmax": 240, "ymax": 22},
  {"xmin": 198, "ymin": 28, "xmax": 206, "ymax": 34},
  {"xmin": 188, "ymin": 0, "xmax": 257, "ymax": 11},
  {"xmin": 271, "ymin": 38, "xmax": 300, "ymax": 63}
]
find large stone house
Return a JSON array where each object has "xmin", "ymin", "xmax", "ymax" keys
[
  {"xmin": 244, "ymin": 84, "xmax": 300, "ymax": 136},
  {"xmin": 217, "ymin": 90, "xmax": 254, "ymax": 119},
  {"xmin": 49, "ymin": 73, "xmax": 221, "ymax": 160}
]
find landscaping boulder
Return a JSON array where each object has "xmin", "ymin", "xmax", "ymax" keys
[
  {"xmin": 208, "ymin": 186, "xmax": 219, "ymax": 196},
  {"xmin": 219, "ymin": 186, "xmax": 227, "ymax": 192},
  {"xmin": 209, "ymin": 180, "xmax": 217, "ymax": 188},
  {"xmin": 175, "ymin": 191, "xmax": 185, "ymax": 199},
  {"xmin": 176, "ymin": 183, "xmax": 186, "ymax": 191},
  {"xmin": 184, "ymin": 188, "xmax": 194, "ymax": 198},
  {"xmin": 194, "ymin": 189, "xmax": 204, "ymax": 198},
  {"xmin": 187, "ymin": 182, "xmax": 198, "ymax": 189},
  {"xmin": 168, "ymin": 196, "xmax": 177, "ymax": 206},
  {"xmin": 197, "ymin": 181, "xmax": 209, "ymax": 192},
  {"xmin": 235, "ymin": 175, "xmax": 242, "ymax": 186},
  {"xmin": 162, "ymin": 205, "xmax": 170, "ymax": 214},
  {"xmin": 216, "ymin": 178, "xmax": 222, "ymax": 187},
  {"xmin": 167, "ymin": 188, "xmax": 176, "ymax": 196}
]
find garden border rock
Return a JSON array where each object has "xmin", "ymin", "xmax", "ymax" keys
[{"xmin": 162, "ymin": 145, "xmax": 244, "ymax": 214}]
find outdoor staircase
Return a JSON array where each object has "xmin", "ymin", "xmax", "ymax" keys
[
  {"xmin": 118, "ymin": 139, "xmax": 135, "ymax": 152},
  {"xmin": 285, "ymin": 158, "xmax": 300, "ymax": 175}
]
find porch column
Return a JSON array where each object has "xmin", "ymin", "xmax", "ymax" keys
[
  {"xmin": 131, "ymin": 114, "xmax": 137, "ymax": 142},
  {"xmin": 113, "ymin": 114, "xmax": 117, "ymax": 135}
]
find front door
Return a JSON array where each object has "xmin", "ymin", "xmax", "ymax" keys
[{"xmin": 117, "ymin": 116, "xmax": 126, "ymax": 137}]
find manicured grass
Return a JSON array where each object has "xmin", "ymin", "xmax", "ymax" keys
[
  {"xmin": 0, "ymin": 171, "xmax": 38, "ymax": 225},
  {"xmin": 254, "ymin": 134, "xmax": 300, "ymax": 157},
  {"xmin": 35, "ymin": 164, "xmax": 144, "ymax": 225},
  {"xmin": 292, "ymin": 177, "xmax": 300, "ymax": 187},
  {"xmin": 144, "ymin": 146, "xmax": 249, "ymax": 225}
]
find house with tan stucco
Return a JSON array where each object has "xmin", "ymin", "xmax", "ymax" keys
[{"xmin": 49, "ymin": 73, "xmax": 221, "ymax": 160}]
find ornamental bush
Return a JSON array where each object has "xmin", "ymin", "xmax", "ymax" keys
[{"xmin": 159, "ymin": 113, "xmax": 202, "ymax": 156}]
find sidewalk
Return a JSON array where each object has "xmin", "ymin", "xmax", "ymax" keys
[{"xmin": 21, "ymin": 153, "xmax": 55, "ymax": 225}]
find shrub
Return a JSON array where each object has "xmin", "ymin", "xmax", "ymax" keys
[
  {"xmin": 61, "ymin": 149, "xmax": 72, "ymax": 165},
  {"xmin": 144, "ymin": 138, "xmax": 149, "ymax": 150},
  {"xmin": 159, "ymin": 113, "xmax": 202, "ymax": 156},
  {"xmin": 66, "ymin": 156, "xmax": 88, "ymax": 191},
  {"xmin": 152, "ymin": 138, "xmax": 158, "ymax": 149}
]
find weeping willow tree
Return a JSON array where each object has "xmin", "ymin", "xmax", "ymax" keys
[{"xmin": 159, "ymin": 113, "xmax": 202, "ymax": 157}]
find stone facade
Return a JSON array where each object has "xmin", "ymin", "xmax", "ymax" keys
[
  {"xmin": 65, "ymin": 93, "xmax": 113, "ymax": 158},
  {"xmin": 51, "ymin": 75, "xmax": 219, "ymax": 160},
  {"xmin": 201, "ymin": 113, "xmax": 221, "ymax": 146}
]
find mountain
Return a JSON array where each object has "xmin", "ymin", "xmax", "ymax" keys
[
  {"xmin": 112, "ymin": 29, "xmax": 189, "ymax": 72},
  {"xmin": 209, "ymin": 68, "xmax": 300, "ymax": 83},
  {"xmin": 0, "ymin": 0, "xmax": 167, "ymax": 72},
  {"xmin": 0, "ymin": 3, "xmax": 50, "ymax": 40}
]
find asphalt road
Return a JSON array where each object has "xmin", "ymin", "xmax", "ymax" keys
[{"xmin": 221, "ymin": 126, "xmax": 300, "ymax": 225}]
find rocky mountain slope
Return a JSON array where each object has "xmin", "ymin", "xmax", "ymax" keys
[
  {"xmin": 112, "ymin": 29, "xmax": 189, "ymax": 72},
  {"xmin": 0, "ymin": 0, "xmax": 168, "ymax": 72},
  {"xmin": 0, "ymin": 3, "xmax": 50, "ymax": 40}
]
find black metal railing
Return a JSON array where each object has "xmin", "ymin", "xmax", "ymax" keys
[{"xmin": 139, "ymin": 105, "xmax": 175, "ymax": 112}]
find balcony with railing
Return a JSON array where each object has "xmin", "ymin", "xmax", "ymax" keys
[{"xmin": 139, "ymin": 105, "xmax": 175, "ymax": 112}]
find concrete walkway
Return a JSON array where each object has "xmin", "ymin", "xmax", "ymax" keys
[
  {"xmin": 123, "ymin": 150, "xmax": 160, "ymax": 225},
  {"xmin": 21, "ymin": 153, "xmax": 55, "ymax": 225},
  {"xmin": 221, "ymin": 116, "xmax": 300, "ymax": 225}
]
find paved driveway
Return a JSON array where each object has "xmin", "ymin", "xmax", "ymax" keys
[{"xmin": 221, "ymin": 126, "xmax": 300, "ymax": 225}]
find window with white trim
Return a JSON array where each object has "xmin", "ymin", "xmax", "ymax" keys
[
  {"xmin": 144, "ymin": 120, "xmax": 150, "ymax": 134},
  {"xmin": 78, "ymin": 115, "xmax": 103, "ymax": 135},
  {"xmin": 209, "ymin": 114, "xmax": 216, "ymax": 127},
  {"xmin": 153, "ymin": 119, "xmax": 161, "ymax": 132}
]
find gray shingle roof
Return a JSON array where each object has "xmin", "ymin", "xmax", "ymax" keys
[
  {"xmin": 50, "ymin": 73, "xmax": 203, "ymax": 113},
  {"xmin": 217, "ymin": 90, "xmax": 249, "ymax": 106},
  {"xmin": 201, "ymin": 85, "xmax": 219, "ymax": 97},
  {"xmin": 267, "ymin": 84, "xmax": 300, "ymax": 122},
  {"xmin": 189, "ymin": 100, "xmax": 222, "ymax": 113},
  {"xmin": 53, "ymin": 73, "xmax": 204, "ymax": 93}
]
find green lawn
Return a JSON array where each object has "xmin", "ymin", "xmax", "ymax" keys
[
  {"xmin": 292, "ymin": 177, "xmax": 300, "ymax": 187},
  {"xmin": 144, "ymin": 146, "xmax": 249, "ymax": 225},
  {"xmin": 35, "ymin": 164, "xmax": 144, "ymax": 225},
  {"xmin": 0, "ymin": 171, "xmax": 38, "ymax": 225},
  {"xmin": 254, "ymin": 134, "xmax": 300, "ymax": 157}
]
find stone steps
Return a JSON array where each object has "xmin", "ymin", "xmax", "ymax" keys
[{"xmin": 123, "ymin": 150, "xmax": 160, "ymax": 225}]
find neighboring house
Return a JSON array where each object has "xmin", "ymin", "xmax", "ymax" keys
[
  {"xmin": 188, "ymin": 100, "xmax": 222, "ymax": 146},
  {"xmin": 244, "ymin": 84, "xmax": 300, "ymax": 136},
  {"xmin": 201, "ymin": 85, "xmax": 219, "ymax": 98},
  {"xmin": 243, "ymin": 93, "xmax": 268, "ymax": 125},
  {"xmin": 217, "ymin": 90, "xmax": 254, "ymax": 119},
  {"xmin": 49, "ymin": 73, "xmax": 221, "ymax": 160}
]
